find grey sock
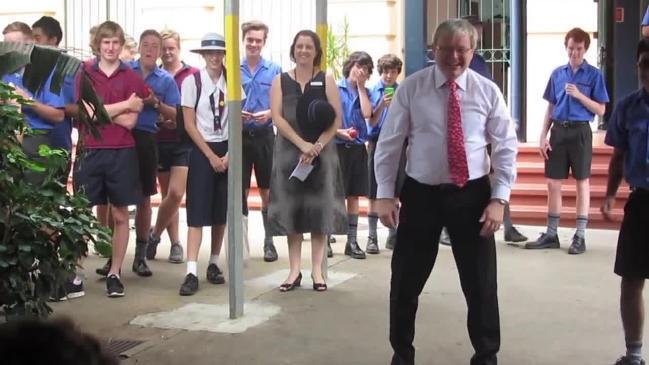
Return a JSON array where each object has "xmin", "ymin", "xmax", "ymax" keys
[
  {"xmin": 546, "ymin": 214, "xmax": 560, "ymax": 236},
  {"xmin": 503, "ymin": 204, "xmax": 513, "ymax": 232},
  {"xmin": 368, "ymin": 213, "xmax": 378, "ymax": 239},
  {"xmin": 347, "ymin": 214, "xmax": 359, "ymax": 244},
  {"xmin": 627, "ymin": 340, "xmax": 643, "ymax": 361},
  {"xmin": 261, "ymin": 209, "xmax": 272, "ymax": 240},
  {"xmin": 575, "ymin": 215, "xmax": 588, "ymax": 238}
]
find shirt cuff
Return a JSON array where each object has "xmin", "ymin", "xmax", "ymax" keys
[
  {"xmin": 376, "ymin": 182, "xmax": 396, "ymax": 199},
  {"xmin": 490, "ymin": 184, "xmax": 511, "ymax": 202}
]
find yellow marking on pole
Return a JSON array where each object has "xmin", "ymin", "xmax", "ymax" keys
[
  {"xmin": 225, "ymin": 14, "xmax": 241, "ymax": 100},
  {"xmin": 316, "ymin": 23, "xmax": 328, "ymax": 71}
]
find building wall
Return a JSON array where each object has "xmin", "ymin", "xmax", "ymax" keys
[{"xmin": 1, "ymin": 0, "xmax": 404, "ymax": 85}]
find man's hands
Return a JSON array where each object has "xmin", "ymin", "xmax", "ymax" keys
[
  {"xmin": 479, "ymin": 201, "xmax": 505, "ymax": 237},
  {"xmin": 564, "ymin": 83, "xmax": 584, "ymax": 100},
  {"xmin": 242, "ymin": 109, "xmax": 271, "ymax": 123},
  {"xmin": 126, "ymin": 93, "xmax": 144, "ymax": 113},
  {"xmin": 376, "ymin": 198, "xmax": 399, "ymax": 229},
  {"xmin": 600, "ymin": 196, "xmax": 616, "ymax": 222},
  {"xmin": 352, "ymin": 67, "xmax": 369, "ymax": 89},
  {"xmin": 539, "ymin": 138, "xmax": 551, "ymax": 160}
]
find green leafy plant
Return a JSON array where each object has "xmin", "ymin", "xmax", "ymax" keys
[
  {"xmin": 326, "ymin": 17, "xmax": 351, "ymax": 80},
  {"xmin": 0, "ymin": 82, "xmax": 111, "ymax": 320}
]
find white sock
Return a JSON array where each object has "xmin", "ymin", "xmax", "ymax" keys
[
  {"xmin": 73, "ymin": 275, "xmax": 83, "ymax": 285},
  {"xmin": 209, "ymin": 254, "xmax": 219, "ymax": 265},
  {"xmin": 187, "ymin": 261, "xmax": 198, "ymax": 276}
]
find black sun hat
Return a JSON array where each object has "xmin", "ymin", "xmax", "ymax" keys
[{"xmin": 295, "ymin": 90, "xmax": 336, "ymax": 143}]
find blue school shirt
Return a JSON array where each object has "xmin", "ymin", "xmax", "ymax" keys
[
  {"xmin": 130, "ymin": 60, "xmax": 180, "ymax": 134},
  {"xmin": 335, "ymin": 78, "xmax": 368, "ymax": 144},
  {"xmin": 2, "ymin": 71, "xmax": 65, "ymax": 130},
  {"xmin": 542, "ymin": 60, "xmax": 609, "ymax": 122},
  {"xmin": 49, "ymin": 74, "xmax": 76, "ymax": 150},
  {"xmin": 241, "ymin": 57, "xmax": 281, "ymax": 130},
  {"xmin": 368, "ymin": 80, "xmax": 398, "ymax": 142},
  {"xmin": 605, "ymin": 88, "xmax": 649, "ymax": 189}
]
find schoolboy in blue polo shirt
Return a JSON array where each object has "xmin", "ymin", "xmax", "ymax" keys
[
  {"xmin": 240, "ymin": 20, "xmax": 282, "ymax": 263},
  {"xmin": 527, "ymin": 27, "xmax": 609, "ymax": 254},
  {"xmin": 2, "ymin": 22, "xmax": 65, "ymax": 184},
  {"xmin": 601, "ymin": 38, "xmax": 649, "ymax": 365},
  {"xmin": 335, "ymin": 51, "xmax": 373, "ymax": 260},
  {"xmin": 129, "ymin": 29, "xmax": 180, "ymax": 278},
  {"xmin": 367, "ymin": 54, "xmax": 402, "ymax": 254}
]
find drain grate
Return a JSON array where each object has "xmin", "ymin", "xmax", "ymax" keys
[{"xmin": 106, "ymin": 339, "xmax": 145, "ymax": 357}]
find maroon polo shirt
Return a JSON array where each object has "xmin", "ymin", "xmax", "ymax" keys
[
  {"xmin": 157, "ymin": 62, "xmax": 199, "ymax": 143},
  {"xmin": 77, "ymin": 59, "xmax": 149, "ymax": 149}
]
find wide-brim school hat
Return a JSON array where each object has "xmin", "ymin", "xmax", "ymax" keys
[
  {"xmin": 296, "ymin": 90, "xmax": 336, "ymax": 143},
  {"xmin": 190, "ymin": 33, "xmax": 226, "ymax": 53}
]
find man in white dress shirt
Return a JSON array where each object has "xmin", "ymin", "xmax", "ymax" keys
[{"xmin": 375, "ymin": 19, "xmax": 518, "ymax": 365}]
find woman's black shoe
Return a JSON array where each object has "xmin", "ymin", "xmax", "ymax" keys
[
  {"xmin": 311, "ymin": 274, "xmax": 327, "ymax": 292},
  {"xmin": 279, "ymin": 272, "xmax": 302, "ymax": 292}
]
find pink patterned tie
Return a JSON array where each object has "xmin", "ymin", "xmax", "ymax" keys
[{"xmin": 446, "ymin": 80, "xmax": 469, "ymax": 187}]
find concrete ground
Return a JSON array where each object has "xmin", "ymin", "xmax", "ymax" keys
[{"xmin": 50, "ymin": 209, "xmax": 641, "ymax": 365}]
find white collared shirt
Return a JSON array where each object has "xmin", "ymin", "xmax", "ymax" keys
[
  {"xmin": 374, "ymin": 65, "xmax": 518, "ymax": 201},
  {"xmin": 181, "ymin": 68, "xmax": 229, "ymax": 142}
]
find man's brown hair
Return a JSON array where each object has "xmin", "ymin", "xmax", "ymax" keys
[
  {"xmin": 241, "ymin": 20, "xmax": 269, "ymax": 41},
  {"xmin": 93, "ymin": 21, "xmax": 125, "ymax": 50},
  {"xmin": 377, "ymin": 54, "xmax": 403, "ymax": 74},
  {"xmin": 3, "ymin": 22, "xmax": 32, "ymax": 38},
  {"xmin": 564, "ymin": 27, "xmax": 590, "ymax": 50}
]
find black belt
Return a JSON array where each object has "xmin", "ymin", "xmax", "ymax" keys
[
  {"xmin": 243, "ymin": 127, "xmax": 273, "ymax": 137},
  {"xmin": 552, "ymin": 120, "xmax": 589, "ymax": 128},
  {"xmin": 429, "ymin": 175, "xmax": 489, "ymax": 192}
]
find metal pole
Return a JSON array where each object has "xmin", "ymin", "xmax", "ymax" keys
[
  {"xmin": 106, "ymin": 0, "xmax": 111, "ymax": 20},
  {"xmin": 225, "ymin": 0, "xmax": 244, "ymax": 319},
  {"xmin": 510, "ymin": 0, "xmax": 526, "ymax": 141},
  {"xmin": 404, "ymin": 0, "xmax": 427, "ymax": 75},
  {"xmin": 315, "ymin": 0, "xmax": 328, "ymax": 280}
]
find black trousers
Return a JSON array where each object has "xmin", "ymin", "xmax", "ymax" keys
[{"xmin": 390, "ymin": 176, "xmax": 500, "ymax": 365}]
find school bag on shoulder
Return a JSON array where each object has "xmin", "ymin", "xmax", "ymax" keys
[{"xmin": 177, "ymin": 68, "xmax": 227, "ymax": 143}]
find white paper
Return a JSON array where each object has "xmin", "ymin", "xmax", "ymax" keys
[{"xmin": 289, "ymin": 159, "xmax": 314, "ymax": 181}]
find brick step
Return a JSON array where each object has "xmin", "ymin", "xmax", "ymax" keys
[{"xmin": 509, "ymin": 183, "xmax": 629, "ymax": 208}]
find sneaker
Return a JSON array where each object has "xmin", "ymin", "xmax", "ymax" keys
[
  {"xmin": 263, "ymin": 239, "xmax": 278, "ymax": 262},
  {"xmin": 168, "ymin": 243, "xmax": 184, "ymax": 263},
  {"xmin": 385, "ymin": 230, "xmax": 397, "ymax": 250},
  {"xmin": 206, "ymin": 263, "xmax": 225, "ymax": 284},
  {"xmin": 524, "ymin": 233, "xmax": 560, "ymax": 249},
  {"xmin": 106, "ymin": 275, "xmax": 124, "ymax": 297},
  {"xmin": 146, "ymin": 229, "xmax": 161, "ymax": 260},
  {"xmin": 439, "ymin": 228, "xmax": 451, "ymax": 246},
  {"xmin": 132, "ymin": 259, "xmax": 153, "ymax": 277},
  {"xmin": 366, "ymin": 236, "xmax": 380, "ymax": 254},
  {"xmin": 568, "ymin": 234, "xmax": 586, "ymax": 255},
  {"xmin": 344, "ymin": 241, "xmax": 366, "ymax": 259},
  {"xmin": 49, "ymin": 279, "xmax": 85, "ymax": 302},
  {"xmin": 614, "ymin": 356, "xmax": 646, "ymax": 365},
  {"xmin": 179, "ymin": 273, "xmax": 199, "ymax": 296},
  {"xmin": 504, "ymin": 226, "xmax": 528, "ymax": 242},
  {"xmin": 96, "ymin": 259, "xmax": 112, "ymax": 277}
]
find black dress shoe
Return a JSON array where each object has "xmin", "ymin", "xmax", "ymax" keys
[
  {"xmin": 179, "ymin": 273, "xmax": 199, "ymax": 296},
  {"xmin": 524, "ymin": 233, "xmax": 560, "ymax": 249},
  {"xmin": 568, "ymin": 234, "xmax": 586, "ymax": 254},
  {"xmin": 366, "ymin": 236, "xmax": 380, "ymax": 254},
  {"xmin": 206, "ymin": 263, "xmax": 225, "ymax": 284},
  {"xmin": 344, "ymin": 241, "xmax": 366, "ymax": 259},
  {"xmin": 132, "ymin": 259, "xmax": 153, "ymax": 277},
  {"xmin": 279, "ymin": 272, "xmax": 302, "ymax": 292},
  {"xmin": 504, "ymin": 226, "xmax": 528, "ymax": 242},
  {"xmin": 263, "ymin": 240, "xmax": 278, "ymax": 262}
]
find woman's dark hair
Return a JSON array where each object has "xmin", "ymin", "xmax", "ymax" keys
[
  {"xmin": 0, "ymin": 317, "xmax": 118, "ymax": 365},
  {"xmin": 289, "ymin": 30, "xmax": 322, "ymax": 67},
  {"xmin": 342, "ymin": 51, "xmax": 374, "ymax": 78}
]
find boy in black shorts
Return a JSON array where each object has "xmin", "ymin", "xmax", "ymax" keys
[
  {"xmin": 601, "ymin": 39, "xmax": 649, "ymax": 365},
  {"xmin": 335, "ymin": 51, "xmax": 373, "ymax": 259},
  {"xmin": 74, "ymin": 21, "xmax": 148, "ymax": 297}
]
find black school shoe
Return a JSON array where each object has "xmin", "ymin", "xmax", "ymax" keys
[
  {"xmin": 524, "ymin": 233, "xmax": 560, "ymax": 249},
  {"xmin": 106, "ymin": 275, "xmax": 124, "ymax": 298},
  {"xmin": 179, "ymin": 273, "xmax": 199, "ymax": 296},
  {"xmin": 206, "ymin": 263, "xmax": 225, "ymax": 284},
  {"xmin": 344, "ymin": 241, "xmax": 366, "ymax": 259}
]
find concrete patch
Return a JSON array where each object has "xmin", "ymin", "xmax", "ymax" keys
[
  {"xmin": 130, "ymin": 302, "xmax": 281, "ymax": 334},
  {"xmin": 245, "ymin": 269, "xmax": 357, "ymax": 290}
]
